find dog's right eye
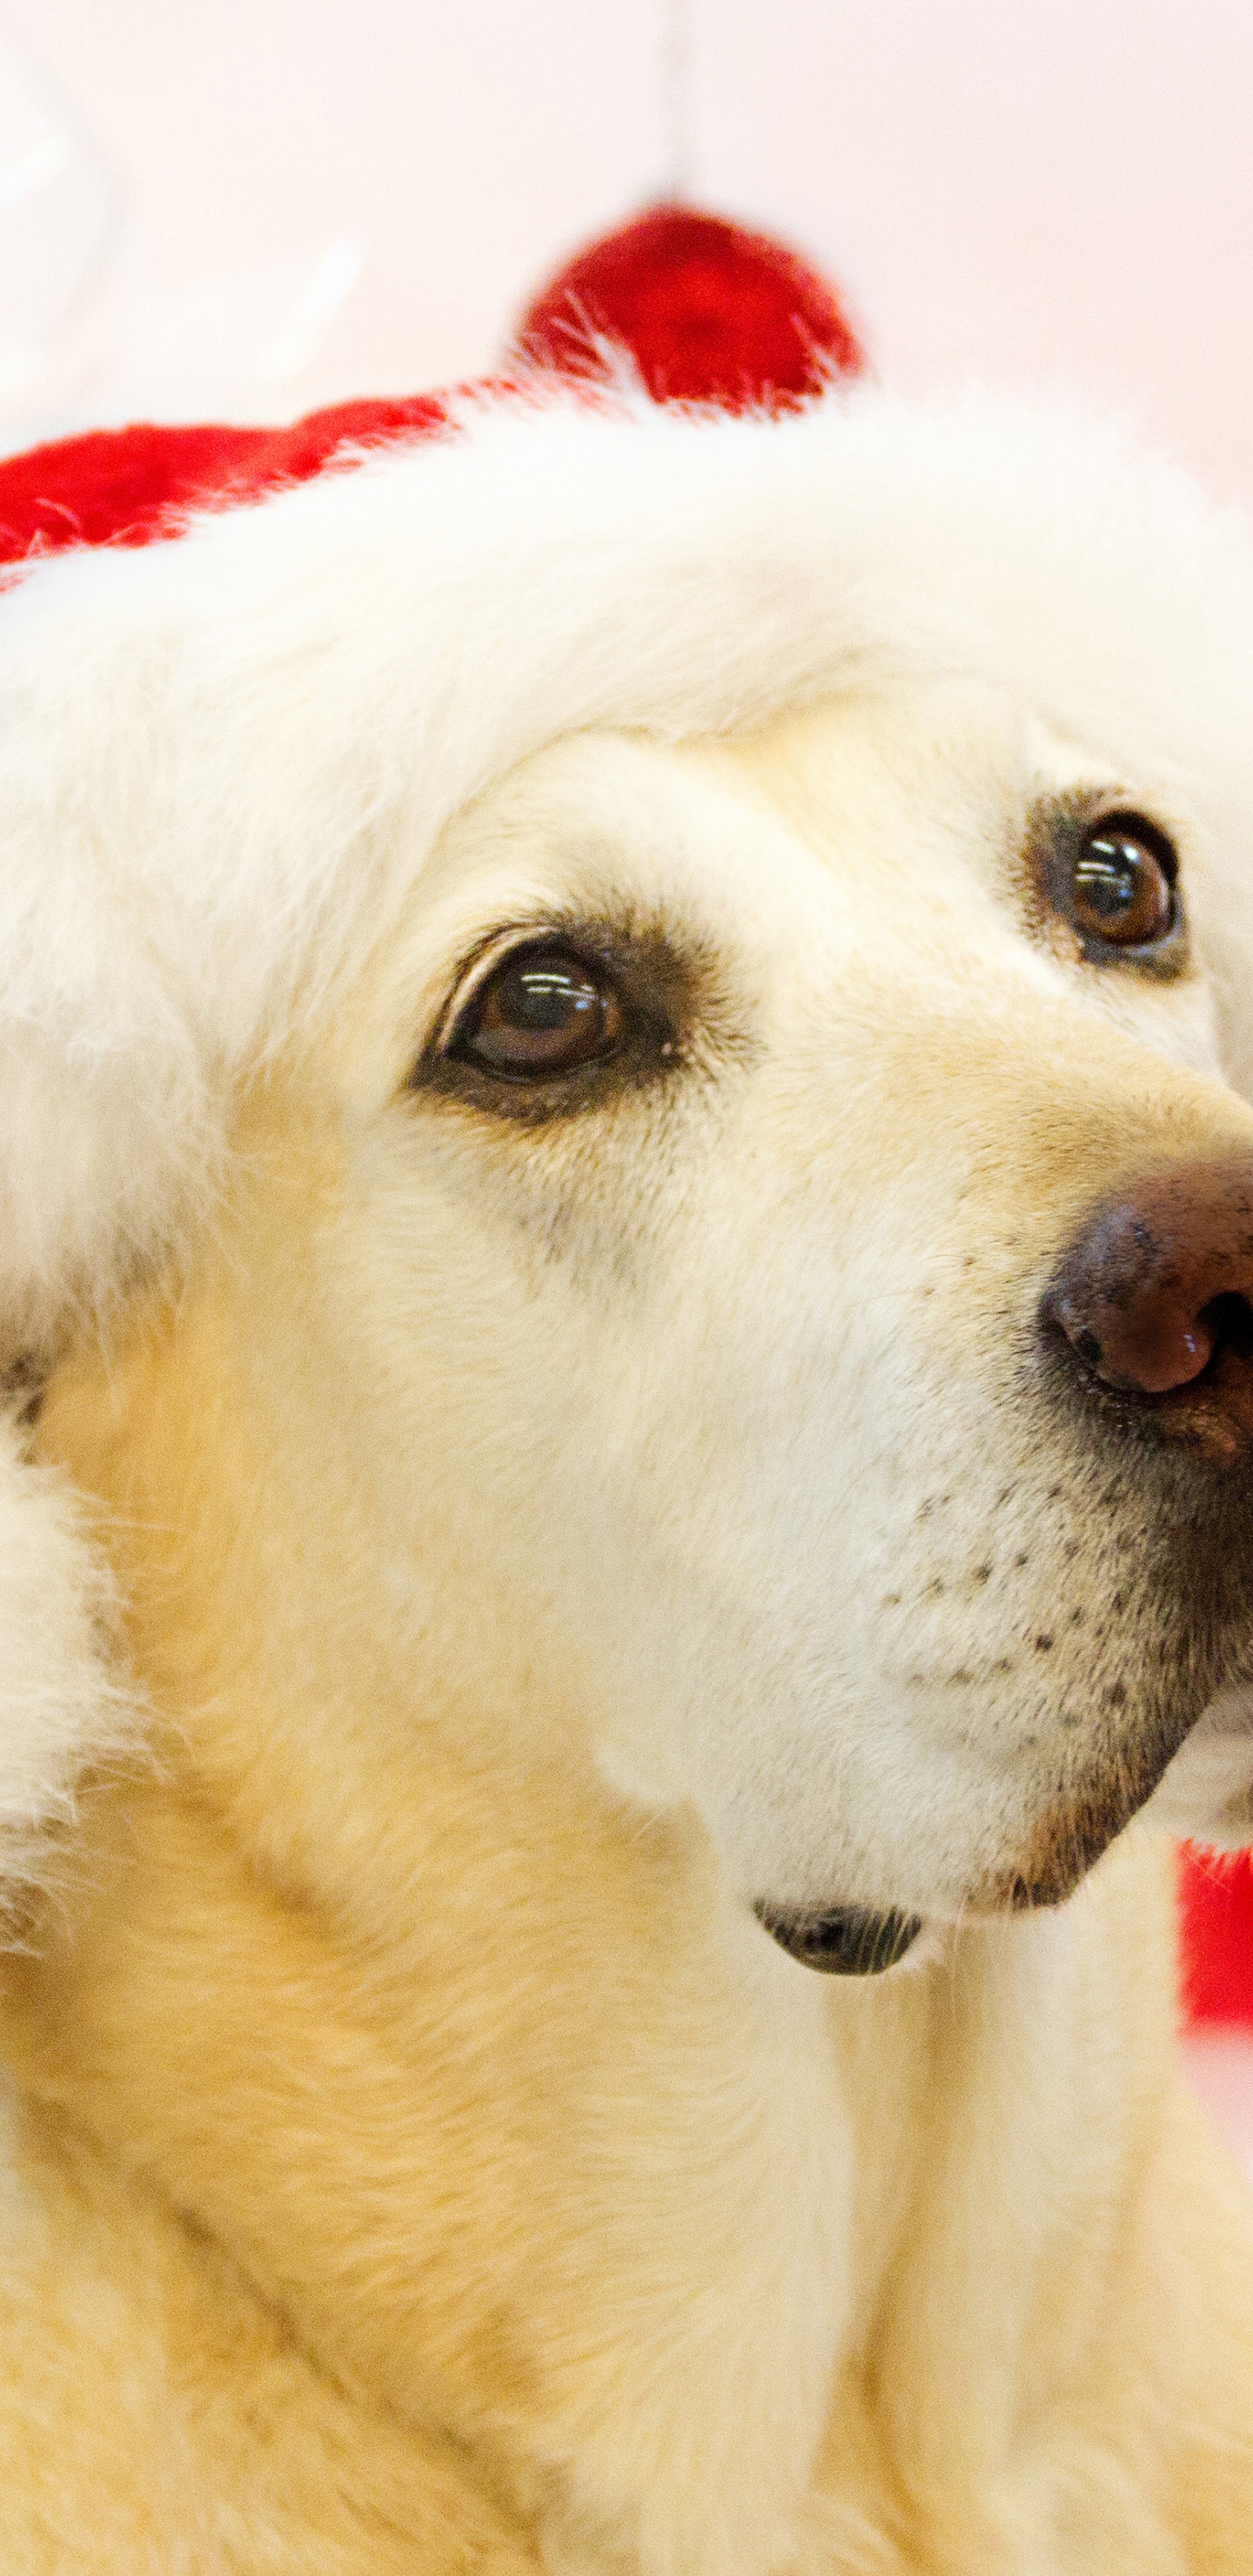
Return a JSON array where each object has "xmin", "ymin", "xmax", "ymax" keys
[
  {"xmin": 1069, "ymin": 814, "xmax": 1178, "ymax": 953},
  {"xmin": 445, "ymin": 944, "xmax": 626, "ymax": 1079}
]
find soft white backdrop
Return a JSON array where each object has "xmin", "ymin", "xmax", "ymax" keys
[{"xmin": 3, "ymin": 1, "xmax": 1253, "ymax": 501}]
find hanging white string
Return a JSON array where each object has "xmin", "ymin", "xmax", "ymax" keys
[{"xmin": 660, "ymin": 0, "xmax": 694, "ymax": 203}]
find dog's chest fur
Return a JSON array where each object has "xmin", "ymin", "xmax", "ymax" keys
[
  {"xmin": 0, "ymin": 1770, "xmax": 861, "ymax": 2576},
  {"xmin": 0, "ymin": 1772, "xmax": 1209, "ymax": 2576}
]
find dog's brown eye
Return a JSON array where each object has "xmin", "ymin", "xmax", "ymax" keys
[
  {"xmin": 1072, "ymin": 816, "xmax": 1176, "ymax": 949},
  {"xmin": 451, "ymin": 945, "xmax": 625, "ymax": 1077}
]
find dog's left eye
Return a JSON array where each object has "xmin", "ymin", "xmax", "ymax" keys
[
  {"xmin": 1070, "ymin": 815, "xmax": 1177, "ymax": 950},
  {"xmin": 446, "ymin": 944, "xmax": 626, "ymax": 1078}
]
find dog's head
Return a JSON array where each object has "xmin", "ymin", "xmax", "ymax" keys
[
  {"xmin": 5, "ymin": 386, "xmax": 1253, "ymax": 1955},
  {"xmin": 211, "ymin": 674, "xmax": 1242, "ymax": 1969}
]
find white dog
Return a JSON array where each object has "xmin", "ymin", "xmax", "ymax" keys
[{"xmin": 0, "ymin": 380, "xmax": 1249, "ymax": 2571}]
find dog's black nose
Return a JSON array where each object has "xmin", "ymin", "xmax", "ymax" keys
[{"xmin": 1039, "ymin": 1158, "xmax": 1253, "ymax": 1453}]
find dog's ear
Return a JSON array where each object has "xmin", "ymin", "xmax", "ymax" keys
[{"xmin": 0, "ymin": 1408, "xmax": 137, "ymax": 1909}]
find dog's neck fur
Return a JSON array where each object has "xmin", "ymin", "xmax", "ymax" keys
[{"xmin": 0, "ymin": 1266, "xmax": 1197, "ymax": 2575}]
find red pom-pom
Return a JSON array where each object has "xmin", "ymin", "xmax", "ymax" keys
[
  {"xmin": 514, "ymin": 204, "xmax": 866, "ymax": 413},
  {"xmin": 1179, "ymin": 1845, "xmax": 1253, "ymax": 2027}
]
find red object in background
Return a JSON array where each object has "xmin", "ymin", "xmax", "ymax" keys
[
  {"xmin": 1179, "ymin": 1846, "xmax": 1253, "ymax": 2026},
  {"xmin": 514, "ymin": 202, "xmax": 866, "ymax": 410}
]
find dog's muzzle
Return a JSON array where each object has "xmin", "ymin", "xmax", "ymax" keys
[{"xmin": 754, "ymin": 1904, "xmax": 922, "ymax": 1974}]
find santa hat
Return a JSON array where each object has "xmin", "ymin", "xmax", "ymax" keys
[{"xmin": 0, "ymin": 205, "xmax": 1250, "ymax": 1989}]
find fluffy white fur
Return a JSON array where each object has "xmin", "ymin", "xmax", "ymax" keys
[
  {"xmin": 0, "ymin": 1413, "xmax": 131, "ymax": 1888},
  {"xmin": 1, "ymin": 374, "xmax": 1253, "ymax": 1875}
]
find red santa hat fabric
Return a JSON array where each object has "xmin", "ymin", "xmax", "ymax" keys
[
  {"xmin": 0, "ymin": 397, "xmax": 452, "ymax": 564},
  {"xmin": 0, "ymin": 207, "xmax": 1249, "ymax": 2013}
]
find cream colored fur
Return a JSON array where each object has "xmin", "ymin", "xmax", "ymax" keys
[
  {"xmin": 0, "ymin": 693, "xmax": 1248, "ymax": 2569},
  {"xmin": 0, "ymin": 392, "xmax": 1250, "ymax": 2567}
]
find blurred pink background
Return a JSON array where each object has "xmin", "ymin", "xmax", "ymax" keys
[{"xmin": 3, "ymin": 0, "xmax": 1253, "ymax": 501}]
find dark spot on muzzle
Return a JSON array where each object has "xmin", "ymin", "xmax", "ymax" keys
[{"xmin": 754, "ymin": 1903, "xmax": 922, "ymax": 1974}]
